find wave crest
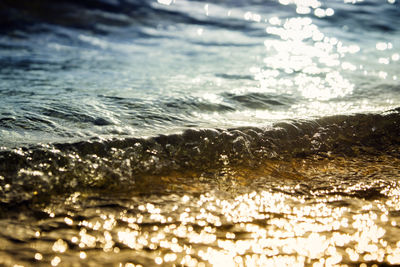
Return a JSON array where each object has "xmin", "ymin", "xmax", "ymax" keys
[{"xmin": 0, "ymin": 108, "xmax": 399, "ymax": 204}]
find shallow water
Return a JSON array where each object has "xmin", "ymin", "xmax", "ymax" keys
[
  {"xmin": 1, "ymin": 0, "xmax": 400, "ymax": 266},
  {"xmin": 2, "ymin": 150, "xmax": 400, "ymax": 266}
]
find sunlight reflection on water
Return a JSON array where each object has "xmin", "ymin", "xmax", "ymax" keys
[
  {"xmin": 1, "ymin": 0, "xmax": 400, "ymax": 266},
  {"xmin": 1, "ymin": 154, "xmax": 399, "ymax": 266},
  {"xmin": 37, "ymin": 188, "xmax": 400, "ymax": 266}
]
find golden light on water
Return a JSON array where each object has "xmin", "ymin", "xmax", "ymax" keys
[
  {"xmin": 37, "ymin": 194, "xmax": 400, "ymax": 265},
  {"xmin": 1, "ymin": 1, "xmax": 400, "ymax": 266},
  {"xmin": 11, "ymin": 155, "xmax": 397, "ymax": 266}
]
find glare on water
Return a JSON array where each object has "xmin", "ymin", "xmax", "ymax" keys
[
  {"xmin": 1, "ymin": 154, "xmax": 400, "ymax": 266},
  {"xmin": 0, "ymin": 0, "xmax": 400, "ymax": 266}
]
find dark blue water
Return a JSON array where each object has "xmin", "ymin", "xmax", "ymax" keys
[{"xmin": 0, "ymin": 0, "xmax": 400, "ymax": 266}]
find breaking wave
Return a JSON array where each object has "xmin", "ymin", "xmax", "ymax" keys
[{"xmin": 1, "ymin": 108, "xmax": 399, "ymax": 205}]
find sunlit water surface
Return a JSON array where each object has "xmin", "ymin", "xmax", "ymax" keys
[
  {"xmin": 2, "ymin": 154, "xmax": 400, "ymax": 266},
  {"xmin": 0, "ymin": 0, "xmax": 399, "ymax": 146},
  {"xmin": 0, "ymin": 0, "xmax": 400, "ymax": 266}
]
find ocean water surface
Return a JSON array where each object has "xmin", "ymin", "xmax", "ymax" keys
[{"xmin": 0, "ymin": 0, "xmax": 400, "ymax": 266}]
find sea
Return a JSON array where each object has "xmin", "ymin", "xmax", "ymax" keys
[{"xmin": 0, "ymin": 0, "xmax": 399, "ymax": 266}]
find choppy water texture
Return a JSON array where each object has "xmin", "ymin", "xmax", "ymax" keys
[{"xmin": 0, "ymin": 0, "xmax": 400, "ymax": 266}]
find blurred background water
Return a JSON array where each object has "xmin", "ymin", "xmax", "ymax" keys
[
  {"xmin": 1, "ymin": 0, "xmax": 400, "ymax": 266},
  {"xmin": 0, "ymin": 0, "xmax": 399, "ymax": 147}
]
